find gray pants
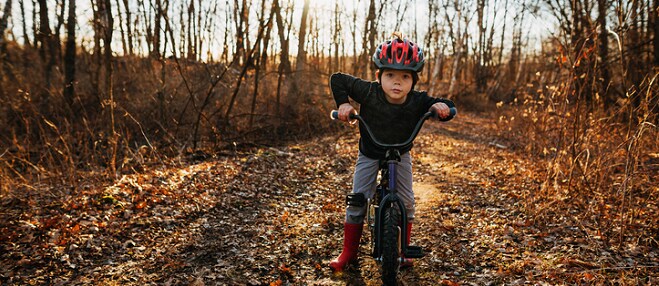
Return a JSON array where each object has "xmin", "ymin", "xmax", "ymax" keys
[{"xmin": 346, "ymin": 151, "xmax": 415, "ymax": 224}]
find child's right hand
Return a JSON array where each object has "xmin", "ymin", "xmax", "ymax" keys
[{"xmin": 337, "ymin": 103, "xmax": 356, "ymax": 122}]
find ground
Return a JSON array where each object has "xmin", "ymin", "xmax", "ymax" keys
[{"xmin": 1, "ymin": 112, "xmax": 657, "ymax": 285}]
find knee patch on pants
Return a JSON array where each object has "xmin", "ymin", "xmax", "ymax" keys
[{"xmin": 346, "ymin": 193, "xmax": 366, "ymax": 207}]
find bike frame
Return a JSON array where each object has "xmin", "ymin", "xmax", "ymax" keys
[{"xmin": 372, "ymin": 152, "xmax": 411, "ymax": 260}]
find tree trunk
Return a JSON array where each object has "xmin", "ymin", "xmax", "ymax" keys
[
  {"xmin": 222, "ymin": 0, "xmax": 230, "ymax": 63},
  {"xmin": 38, "ymin": 0, "xmax": 59, "ymax": 109},
  {"xmin": 54, "ymin": 0, "xmax": 65, "ymax": 65},
  {"xmin": 362, "ymin": 0, "xmax": 377, "ymax": 78},
  {"xmin": 273, "ymin": 0, "xmax": 291, "ymax": 116},
  {"xmin": 654, "ymin": 0, "xmax": 659, "ymax": 69},
  {"xmin": 19, "ymin": 0, "xmax": 30, "ymax": 47},
  {"xmin": 474, "ymin": 0, "xmax": 487, "ymax": 93},
  {"xmin": 249, "ymin": 0, "xmax": 274, "ymax": 128},
  {"xmin": 38, "ymin": 0, "xmax": 56, "ymax": 92},
  {"xmin": 0, "ymin": 0, "xmax": 13, "ymax": 98},
  {"xmin": 121, "ymin": 0, "xmax": 133, "ymax": 55},
  {"xmin": 224, "ymin": 9, "xmax": 274, "ymax": 121},
  {"xmin": 447, "ymin": 0, "xmax": 464, "ymax": 97},
  {"xmin": 331, "ymin": 1, "xmax": 341, "ymax": 73},
  {"xmin": 287, "ymin": 0, "xmax": 310, "ymax": 106},
  {"xmin": 116, "ymin": 0, "xmax": 128, "ymax": 55},
  {"xmin": 447, "ymin": 36, "xmax": 463, "ymax": 97},
  {"xmin": 91, "ymin": 0, "xmax": 102, "ymax": 105},
  {"xmin": 187, "ymin": 0, "xmax": 195, "ymax": 60},
  {"xmin": 653, "ymin": 0, "xmax": 659, "ymax": 119},
  {"xmin": 628, "ymin": 0, "xmax": 642, "ymax": 107},
  {"xmin": 598, "ymin": 0, "xmax": 613, "ymax": 108},
  {"xmin": 97, "ymin": 0, "xmax": 116, "ymax": 174},
  {"xmin": 138, "ymin": 0, "xmax": 152, "ymax": 56},
  {"xmin": 234, "ymin": 0, "xmax": 248, "ymax": 65},
  {"xmin": 106, "ymin": 0, "xmax": 117, "ymax": 175},
  {"xmin": 64, "ymin": 0, "xmax": 76, "ymax": 111},
  {"xmin": 350, "ymin": 1, "xmax": 360, "ymax": 75},
  {"xmin": 295, "ymin": 0, "xmax": 310, "ymax": 72},
  {"xmin": 0, "ymin": 0, "xmax": 12, "ymax": 53},
  {"xmin": 152, "ymin": 0, "xmax": 162, "ymax": 58}
]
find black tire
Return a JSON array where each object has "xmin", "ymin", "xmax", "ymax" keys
[{"xmin": 381, "ymin": 203, "xmax": 400, "ymax": 285}]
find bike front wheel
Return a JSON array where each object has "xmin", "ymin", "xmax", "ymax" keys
[{"xmin": 380, "ymin": 203, "xmax": 400, "ymax": 285}]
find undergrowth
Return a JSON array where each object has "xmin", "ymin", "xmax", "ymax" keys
[{"xmin": 495, "ymin": 74, "xmax": 658, "ymax": 250}]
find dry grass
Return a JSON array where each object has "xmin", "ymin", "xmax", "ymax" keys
[
  {"xmin": 0, "ymin": 48, "xmax": 335, "ymax": 190},
  {"xmin": 1, "ymin": 43, "xmax": 657, "ymax": 254},
  {"xmin": 494, "ymin": 73, "xmax": 658, "ymax": 249}
]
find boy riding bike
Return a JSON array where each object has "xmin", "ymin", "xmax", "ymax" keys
[{"xmin": 329, "ymin": 33, "xmax": 456, "ymax": 272}]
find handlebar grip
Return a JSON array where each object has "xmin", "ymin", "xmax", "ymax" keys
[
  {"xmin": 449, "ymin": 107, "xmax": 457, "ymax": 117},
  {"xmin": 330, "ymin": 110, "xmax": 357, "ymax": 121},
  {"xmin": 330, "ymin": 110, "xmax": 339, "ymax": 120},
  {"xmin": 430, "ymin": 107, "xmax": 458, "ymax": 119}
]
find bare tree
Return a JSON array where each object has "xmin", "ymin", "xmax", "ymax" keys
[
  {"xmin": 349, "ymin": 0, "xmax": 361, "ymax": 75},
  {"xmin": 273, "ymin": 0, "xmax": 292, "ymax": 116},
  {"xmin": 187, "ymin": 0, "xmax": 196, "ymax": 60},
  {"xmin": 54, "ymin": 0, "xmax": 65, "ymax": 63},
  {"xmin": 37, "ymin": 0, "xmax": 57, "ymax": 92},
  {"xmin": 137, "ymin": 0, "xmax": 153, "ymax": 56},
  {"xmin": 221, "ymin": 0, "xmax": 231, "ymax": 63},
  {"xmin": 361, "ymin": 0, "xmax": 377, "ymax": 78},
  {"xmin": 294, "ymin": 0, "xmax": 310, "ymax": 74},
  {"xmin": 330, "ymin": 0, "xmax": 341, "ymax": 73},
  {"xmin": 224, "ymin": 5, "xmax": 275, "ymax": 121},
  {"xmin": 122, "ymin": 0, "xmax": 134, "ymax": 55},
  {"xmin": 627, "ymin": 0, "xmax": 643, "ymax": 107},
  {"xmin": 474, "ymin": 0, "xmax": 487, "ymax": 92},
  {"xmin": 234, "ymin": 0, "xmax": 249, "ymax": 65},
  {"xmin": 597, "ymin": 0, "xmax": 612, "ymax": 107},
  {"xmin": 654, "ymin": 0, "xmax": 659, "ymax": 69},
  {"xmin": 152, "ymin": 0, "xmax": 163, "ymax": 58},
  {"xmin": 116, "ymin": 0, "xmax": 129, "ymax": 55},
  {"xmin": 250, "ymin": 0, "xmax": 274, "ymax": 128},
  {"xmin": 64, "ymin": 0, "xmax": 76, "ymax": 110},
  {"xmin": 446, "ymin": 0, "xmax": 471, "ymax": 97},
  {"xmin": 0, "ymin": 0, "xmax": 12, "ymax": 54},
  {"xmin": 0, "ymin": 0, "xmax": 13, "ymax": 98},
  {"xmin": 18, "ymin": 0, "xmax": 30, "ymax": 47},
  {"xmin": 100, "ymin": 0, "xmax": 117, "ymax": 175}
]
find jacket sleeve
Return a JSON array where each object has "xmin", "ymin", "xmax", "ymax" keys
[{"xmin": 329, "ymin": 73, "xmax": 373, "ymax": 107}]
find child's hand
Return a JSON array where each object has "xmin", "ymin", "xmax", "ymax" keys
[
  {"xmin": 430, "ymin": 102, "xmax": 451, "ymax": 119},
  {"xmin": 338, "ymin": 103, "xmax": 356, "ymax": 122}
]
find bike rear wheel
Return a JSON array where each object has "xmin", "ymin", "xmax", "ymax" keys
[{"xmin": 380, "ymin": 203, "xmax": 400, "ymax": 285}]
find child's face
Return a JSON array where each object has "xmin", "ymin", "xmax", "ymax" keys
[{"xmin": 379, "ymin": 69, "xmax": 414, "ymax": 104}]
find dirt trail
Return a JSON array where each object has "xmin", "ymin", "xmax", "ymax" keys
[{"xmin": 2, "ymin": 112, "xmax": 657, "ymax": 285}]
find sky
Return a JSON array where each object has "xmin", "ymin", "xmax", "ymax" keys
[{"xmin": 2, "ymin": 0, "xmax": 557, "ymax": 60}]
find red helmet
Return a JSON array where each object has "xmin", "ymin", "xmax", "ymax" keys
[{"xmin": 372, "ymin": 38, "xmax": 425, "ymax": 72}]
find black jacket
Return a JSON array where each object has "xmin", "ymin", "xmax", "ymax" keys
[{"xmin": 330, "ymin": 72, "xmax": 455, "ymax": 159}]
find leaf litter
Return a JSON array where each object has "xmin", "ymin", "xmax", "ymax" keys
[{"xmin": 1, "ymin": 112, "xmax": 657, "ymax": 285}]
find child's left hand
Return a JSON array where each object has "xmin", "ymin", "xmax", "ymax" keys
[{"xmin": 430, "ymin": 102, "xmax": 451, "ymax": 119}]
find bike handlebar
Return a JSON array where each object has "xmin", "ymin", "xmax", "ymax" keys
[{"xmin": 330, "ymin": 107, "xmax": 457, "ymax": 150}]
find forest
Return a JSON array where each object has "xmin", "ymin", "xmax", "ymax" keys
[{"xmin": 0, "ymin": 0, "xmax": 657, "ymax": 284}]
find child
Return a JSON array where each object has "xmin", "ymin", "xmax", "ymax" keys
[{"xmin": 329, "ymin": 34, "xmax": 455, "ymax": 272}]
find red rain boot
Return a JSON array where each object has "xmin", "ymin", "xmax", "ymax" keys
[
  {"xmin": 401, "ymin": 222, "xmax": 414, "ymax": 268},
  {"xmin": 329, "ymin": 222, "xmax": 363, "ymax": 272}
]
